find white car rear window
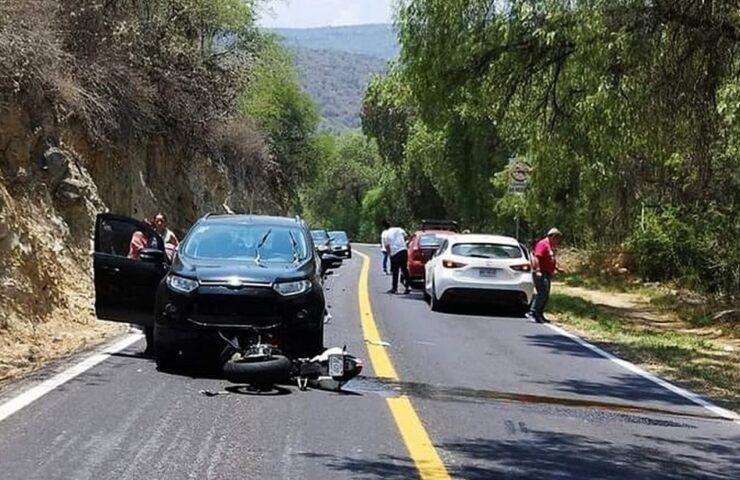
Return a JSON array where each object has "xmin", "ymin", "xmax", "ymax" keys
[{"xmin": 451, "ymin": 243, "xmax": 523, "ymax": 259}]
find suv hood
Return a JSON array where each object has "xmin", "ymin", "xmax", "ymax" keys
[{"xmin": 173, "ymin": 256, "xmax": 313, "ymax": 284}]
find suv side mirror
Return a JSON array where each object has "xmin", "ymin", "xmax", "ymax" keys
[{"xmin": 140, "ymin": 247, "xmax": 165, "ymax": 264}]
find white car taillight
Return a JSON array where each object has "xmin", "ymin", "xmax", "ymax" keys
[
  {"xmin": 510, "ymin": 263, "xmax": 532, "ymax": 272},
  {"xmin": 442, "ymin": 259, "xmax": 466, "ymax": 269}
]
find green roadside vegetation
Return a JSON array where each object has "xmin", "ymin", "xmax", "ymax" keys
[
  {"xmin": 550, "ymin": 249, "xmax": 739, "ymax": 410},
  {"xmin": 300, "ymin": 1, "xmax": 740, "ymax": 407},
  {"xmin": 549, "ymin": 288, "xmax": 739, "ymax": 412},
  {"xmin": 300, "ymin": 1, "xmax": 740, "ymax": 301}
]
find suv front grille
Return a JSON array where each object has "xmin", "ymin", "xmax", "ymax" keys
[{"xmin": 189, "ymin": 294, "xmax": 283, "ymax": 327}]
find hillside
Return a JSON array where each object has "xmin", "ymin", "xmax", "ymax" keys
[
  {"xmin": 268, "ymin": 24, "xmax": 397, "ymax": 130},
  {"xmin": 269, "ymin": 24, "xmax": 398, "ymax": 60},
  {"xmin": 0, "ymin": 1, "xmax": 313, "ymax": 382},
  {"xmin": 291, "ymin": 47, "xmax": 388, "ymax": 130}
]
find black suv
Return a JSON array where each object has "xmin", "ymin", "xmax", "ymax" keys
[{"xmin": 93, "ymin": 213, "xmax": 326, "ymax": 369}]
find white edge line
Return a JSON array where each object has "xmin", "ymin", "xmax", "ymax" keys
[
  {"xmin": 545, "ymin": 323, "xmax": 740, "ymax": 424},
  {"xmin": 0, "ymin": 332, "xmax": 144, "ymax": 423}
]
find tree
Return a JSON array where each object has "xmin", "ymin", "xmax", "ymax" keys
[
  {"xmin": 240, "ymin": 37, "xmax": 321, "ymax": 211},
  {"xmin": 363, "ymin": 0, "xmax": 740, "ymax": 292},
  {"xmin": 301, "ymin": 131, "xmax": 390, "ymax": 240}
]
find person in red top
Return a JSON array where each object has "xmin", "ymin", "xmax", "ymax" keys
[
  {"xmin": 127, "ymin": 229, "xmax": 150, "ymax": 259},
  {"xmin": 528, "ymin": 228, "xmax": 562, "ymax": 323}
]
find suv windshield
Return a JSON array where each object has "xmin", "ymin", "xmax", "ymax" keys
[
  {"xmin": 181, "ymin": 224, "xmax": 309, "ymax": 262},
  {"xmin": 329, "ymin": 231, "xmax": 348, "ymax": 242},
  {"xmin": 451, "ymin": 243, "xmax": 523, "ymax": 259},
  {"xmin": 311, "ymin": 230, "xmax": 330, "ymax": 241}
]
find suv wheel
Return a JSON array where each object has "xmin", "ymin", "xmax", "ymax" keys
[{"xmin": 154, "ymin": 325, "xmax": 180, "ymax": 371}]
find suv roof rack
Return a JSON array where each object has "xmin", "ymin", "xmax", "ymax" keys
[{"xmin": 420, "ymin": 219, "xmax": 459, "ymax": 232}]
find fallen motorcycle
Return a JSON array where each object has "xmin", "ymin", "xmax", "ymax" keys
[{"xmin": 219, "ymin": 331, "xmax": 362, "ymax": 391}]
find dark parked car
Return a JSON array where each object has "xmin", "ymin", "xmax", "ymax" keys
[
  {"xmin": 93, "ymin": 213, "xmax": 328, "ymax": 370},
  {"xmin": 328, "ymin": 230, "xmax": 352, "ymax": 258},
  {"xmin": 310, "ymin": 229, "xmax": 332, "ymax": 253}
]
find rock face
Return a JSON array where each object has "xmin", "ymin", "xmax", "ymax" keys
[{"xmin": 0, "ymin": 106, "xmax": 268, "ymax": 382}]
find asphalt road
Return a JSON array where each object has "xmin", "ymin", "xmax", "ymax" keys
[{"xmin": 0, "ymin": 244, "xmax": 738, "ymax": 479}]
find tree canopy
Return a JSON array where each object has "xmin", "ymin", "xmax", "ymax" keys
[{"xmin": 356, "ymin": 0, "xmax": 740, "ymax": 293}]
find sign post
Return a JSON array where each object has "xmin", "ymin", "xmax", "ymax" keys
[{"xmin": 508, "ymin": 158, "xmax": 531, "ymax": 239}]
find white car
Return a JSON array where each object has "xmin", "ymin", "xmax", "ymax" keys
[{"xmin": 424, "ymin": 234, "xmax": 534, "ymax": 314}]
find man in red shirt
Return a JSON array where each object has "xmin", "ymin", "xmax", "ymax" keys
[{"xmin": 528, "ymin": 228, "xmax": 562, "ymax": 323}]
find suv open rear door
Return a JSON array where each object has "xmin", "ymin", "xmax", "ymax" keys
[{"xmin": 93, "ymin": 214, "xmax": 166, "ymax": 325}]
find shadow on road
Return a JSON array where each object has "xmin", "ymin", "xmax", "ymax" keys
[
  {"xmin": 224, "ymin": 384, "xmax": 292, "ymax": 396},
  {"xmin": 388, "ymin": 290, "xmax": 529, "ymax": 319},
  {"xmin": 524, "ymin": 333, "xmax": 605, "ymax": 359},
  {"xmin": 299, "ymin": 452, "xmax": 418, "ymax": 480},
  {"xmin": 531, "ymin": 372, "xmax": 698, "ymax": 406},
  {"xmin": 299, "ymin": 429, "xmax": 738, "ymax": 480},
  {"xmin": 440, "ymin": 431, "xmax": 739, "ymax": 480}
]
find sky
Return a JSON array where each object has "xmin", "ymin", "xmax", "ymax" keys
[{"xmin": 258, "ymin": 0, "xmax": 395, "ymax": 28}]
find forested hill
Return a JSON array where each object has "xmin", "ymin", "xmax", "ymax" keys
[
  {"xmin": 269, "ymin": 24, "xmax": 398, "ymax": 59},
  {"xmin": 291, "ymin": 48, "xmax": 387, "ymax": 130},
  {"xmin": 268, "ymin": 24, "xmax": 396, "ymax": 130}
]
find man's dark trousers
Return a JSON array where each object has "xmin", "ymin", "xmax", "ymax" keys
[
  {"xmin": 530, "ymin": 272, "xmax": 551, "ymax": 319},
  {"xmin": 390, "ymin": 250, "xmax": 410, "ymax": 292}
]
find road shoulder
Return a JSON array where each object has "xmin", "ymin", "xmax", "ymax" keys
[{"xmin": 551, "ymin": 283, "xmax": 740, "ymax": 414}]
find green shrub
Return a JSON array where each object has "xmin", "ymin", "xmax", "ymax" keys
[
  {"xmin": 628, "ymin": 208, "xmax": 689, "ymax": 282},
  {"xmin": 628, "ymin": 207, "xmax": 739, "ymax": 294}
]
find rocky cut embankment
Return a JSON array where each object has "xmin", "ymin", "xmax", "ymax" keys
[{"xmin": 0, "ymin": 0, "xmax": 280, "ymax": 383}]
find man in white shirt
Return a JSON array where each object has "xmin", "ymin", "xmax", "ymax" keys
[{"xmin": 381, "ymin": 220, "xmax": 411, "ymax": 294}]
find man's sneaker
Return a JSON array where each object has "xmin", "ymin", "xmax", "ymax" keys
[
  {"xmin": 386, "ymin": 288, "xmax": 397, "ymax": 294},
  {"xmin": 539, "ymin": 315, "xmax": 551, "ymax": 323},
  {"xmin": 403, "ymin": 287, "xmax": 411, "ymax": 294},
  {"xmin": 526, "ymin": 312, "xmax": 542, "ymax": 323}
]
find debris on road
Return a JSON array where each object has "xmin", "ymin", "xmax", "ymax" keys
[
  {"xmin": 365, "ymin": 339, "xmax": 391, "ymax": 347},
  {"xmin": 199, "ymin": 389, "xmax": 231, "ymax": 397}
]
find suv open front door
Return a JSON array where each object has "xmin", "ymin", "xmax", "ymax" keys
[{"xmin": 93, "ymin": 214, "xmax": 167, "ymax": 325}]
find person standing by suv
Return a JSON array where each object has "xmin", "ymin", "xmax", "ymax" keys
[
  {"xmin": 528, "ymin": 228, "xmax": 562, "ymax": 323},
  {"xmin": 381, "ymin": 220, "xmax": 411, "ymax": 294}
]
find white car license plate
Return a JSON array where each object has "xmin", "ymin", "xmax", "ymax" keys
[{"xmin": 479, "ymin": 268, "xmax": 498, "ymax": 278}]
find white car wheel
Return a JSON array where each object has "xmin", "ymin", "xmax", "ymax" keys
[{"xmin": 429, "ymin": 277, "xmax": 446, "ymax": 312}]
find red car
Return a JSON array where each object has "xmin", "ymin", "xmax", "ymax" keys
[{"xmin": 406, "ymin": 220, "xmax": 458, "ymax": 287}]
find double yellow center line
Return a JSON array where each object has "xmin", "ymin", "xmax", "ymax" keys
[{"xmin": 356, "ymin": 251, "xmax": 451, "ymax": 480}]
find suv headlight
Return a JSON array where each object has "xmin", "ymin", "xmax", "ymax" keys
[
  {"xmin": 167, "ymin": 275, "xmax": 199, "ymax": 293},
  {"xmin": 317, "ymin": 244, "xmax": 329, "ymax": 252},
  {"xmin": 273, "ymin": 279, "xmax": 312, "ymax": 296}
]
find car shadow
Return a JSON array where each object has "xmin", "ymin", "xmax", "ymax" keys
[
  {"xmin": 110, "ymin": 351, "xmax": 154, "ymax": 360},
  {"xmin": 224, "ymin": 384, "xmax": 292, "ymax": 396},
  {"xmin": 389, "ymin": 290, "xmax": 529, "ymax": 319}
]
